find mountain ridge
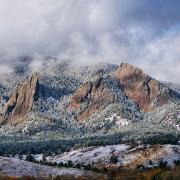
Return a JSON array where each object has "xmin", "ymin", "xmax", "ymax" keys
[{"xmin": 0, "ymin": 60, "xmax": 179, "ymax": 137}]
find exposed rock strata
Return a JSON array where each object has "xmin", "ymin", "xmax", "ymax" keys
[
  {"xmin": 116, "ymin": 63, "xmax": 169, "ymax": 112},
  {"xmin": 70, "ymin": 76, "xmax": 116, "ymax": 121},
  {"xmin": 0, "ymin": 73, "xmax": 38, "ymax": 124},
  {"xmin": 70, "ymin": 63, "xmax": 171, "ymax": 121}
]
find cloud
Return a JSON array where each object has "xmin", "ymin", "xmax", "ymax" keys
[
  {"xmin": 28, "ymin": 55, "xmax": 45, "ymax": 72},
  {"xmin": 0, "ymin": 65, "xmax": 14, "ymax": 75},
  {"xmin": 137, "ymin": 32, "xmax": 180, "ymax": 83},
  {"xmin": 0, "ymin": 0, "xmax": 180, "ymax": 83}
]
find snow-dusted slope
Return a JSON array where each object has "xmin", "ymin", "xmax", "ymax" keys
[
  {"xmin": 46, "ymin": 144, "xmax": 180, "ymax": 169},
  {"xmin": 47, "ymin": 144, "xmax": 129, "ymax": 166},
  {"xmin": 0, "ymin": 156, "xmax": 104, "ymax": 179},
  {"xmin": 164, "ymin": 82, "xmax": 180, "ymax": 93}
]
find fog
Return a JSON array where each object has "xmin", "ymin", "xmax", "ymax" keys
[{"xmin": 0, "ymin": 0, "xmax": 180, "ymax": 83}]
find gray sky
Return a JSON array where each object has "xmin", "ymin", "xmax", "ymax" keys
[{"xmin": 0, "ymin": 0, "xmax": 180, "ymax": 83}]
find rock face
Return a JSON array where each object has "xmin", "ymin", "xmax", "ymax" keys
[
  {"xmin": 0, "ymin": 63, "xmax": 172, "ymax": 125},
  {"xmin": 116, "ymin": 63, "xmax": 169, "ymax": 112},
  {"xmin": 0, "ymin": 73, "xmax": 38, "ymax": 124},
  {"xmin": 70, "ymin": 63, "xmax": 172, "ymax": 122},
  {"xmin": 70, "ymin": 76, "xmax": 116, "ymax": 121}
]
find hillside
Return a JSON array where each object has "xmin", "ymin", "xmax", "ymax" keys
[
  {"xmin": 0, "ymin": 59, "xmax": 179, "ymax": 137},
  {"xmin": 1, "ymin": 144, "xmax": 180, "ymax": 179},
  {"xmin": 46, "ymin": 144, "xmax": 180, "ymax": 169},
  {"xmin": 0, "ymin": 59, "xmax": 179, "ymax": 179},
  {"xmin": 0, "ymin": 156, "xmax": 106, "ymax": 179}
]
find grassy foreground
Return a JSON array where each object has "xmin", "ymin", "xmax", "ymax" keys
[
  {"xmin": 108, "ymin": 166, "xmax": 180, "ymax": 180},
  {"xmin": 1, "ymin": 166, "xmax": 180, "ymax": 180}
]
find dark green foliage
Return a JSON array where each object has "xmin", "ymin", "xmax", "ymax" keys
[
  {"xmin": 67, "ymin": 160, "xmax": 73, "ymax": 167},
  {"xmin": 137, "ymin": 164, "xmax": 145, "ymax": 171},
  {"xmin": 26, "ymin": 153, "xmax": 34, "ymax": 162},
  {"xmin": 159, "ymin": 160, "xmax": 168, "ymax": 169},
  {"xmin": 18, "ymin": 154, "xmax": 23, "ymax": 160},
  {"xmin": 149, "ymin": 160, "xmax": 153, "ymax": 165},
  {"xmin": 0, "ymin": 130, "xmax": 178, "ymax": 156},
  {"xmin": 174, "ymin": 160, "xmax": 180, "ymax": 165},
  {"xmin": 110, "ymin": 154, "xmax": 118, "ymax": 164}
]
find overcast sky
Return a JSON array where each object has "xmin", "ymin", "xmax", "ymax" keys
[{"xmin": 0, "ymin": 0, "xmax": 180, "ymax": 83}]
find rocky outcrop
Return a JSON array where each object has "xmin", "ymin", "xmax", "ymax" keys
[
  {"xmin": 69, "ymin": 76, "xmax": 116, "ymax": 122},
  {"xmin": 116, "ymin": 63, "xmax": 169, "ymax": 112},
  {"xmin": 0, "ymin": 73, "xmax": 38, "ymax": 125},
  {"xmin": 69, "ymin": 63, "xmax": 172, "ymax": 121}
]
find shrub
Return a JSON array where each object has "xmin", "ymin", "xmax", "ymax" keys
[
  {"xmin": 159, "ymin": 160, "xmax": 168, "ymax": 169},
  {"xmin": 110, "ymin": 154, "xmax": 118, "ymax": 164}
]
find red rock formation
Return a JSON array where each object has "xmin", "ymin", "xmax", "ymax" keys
[
  {"xmin": 116, "ymin": 63, "xmax": 169, "ymax": 112},
  {"xmin": 70, "ymin": 77, "xmax": 115, "ymax": 122},
  {"xmin": 71, "ymin": 81, "xmax": 93, "ymax": 109},
  {"xmin": 0, "ymin": 73, "xmax": 38, "ymax": 125},
  {"xmin": 70, "ymin": 63, "xmax": 171, "ymax": 122}
]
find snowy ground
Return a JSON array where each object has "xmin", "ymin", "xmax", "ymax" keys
[
  {"xmin": 46, "ymin": 144, "xmax": 129, "ymax": 166},
  {"xmin": 46, "ymin": 144, "xmax": 180, "ymax": 169},
  {"xmin": 0, "ymin": 156, "xmax": 104, "ymax": 178},
  {"xmin": 1, "ymin": 144, "xmax": 179, "ymax": 178}
]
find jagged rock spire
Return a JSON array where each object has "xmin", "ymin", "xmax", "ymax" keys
[{"xmin": 0, "ymin": 73, "xmax": 39, "ymax": 125}]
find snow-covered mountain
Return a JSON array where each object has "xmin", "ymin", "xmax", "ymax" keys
[
  {"xmin": 0, "ymin": 59, "xmax": 179, "ymax": 137},
  {"xmin": 0, "ymin": 58, "xmax": 180, "ymax": 179}
]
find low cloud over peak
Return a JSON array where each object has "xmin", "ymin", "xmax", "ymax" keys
[{"xmin": 0, "ymin": 0, "xmax": 180, "ymax": 83}]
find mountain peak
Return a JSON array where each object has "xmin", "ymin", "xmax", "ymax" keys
[
  {"xmin": 0, "ymin": 62, "xmax": 176, "ymax": 126},
  {"xmin": 119, "ymin": 63, "xmax": 146, "ymax": 78},
  {"xmin": 116, "ymin": 63, "xmax": 169, "ymax": 111},
  {"xmin": 68, "ymin": 63, "xmax": 173, "ymax": 122}
]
